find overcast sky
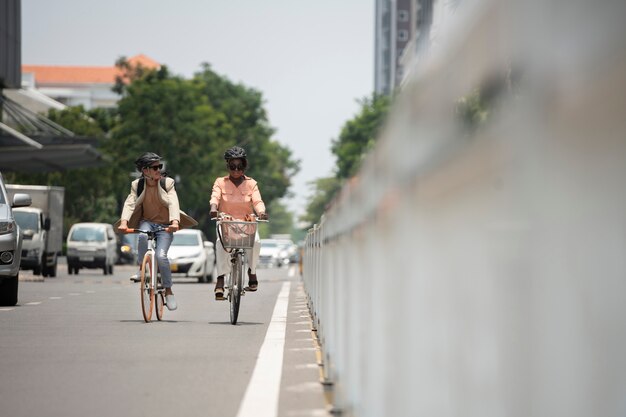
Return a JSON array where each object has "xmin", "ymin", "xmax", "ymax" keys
[{"xmin": 21, "ymin": 0, "xmax": 375, "ymax": 217}]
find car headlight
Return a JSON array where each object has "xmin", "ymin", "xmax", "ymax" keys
[
  {"xmin": 121, "ymin": 245, "xmax": 132, "ymax": 253},
  {"xmin": 0, "ymin": 221, "xmax": 15, "ymax": 235}
]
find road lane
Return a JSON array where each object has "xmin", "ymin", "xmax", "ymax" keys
[{"xmin": 0, "ymin": 264, "xmax": 328, "ymax": 417}]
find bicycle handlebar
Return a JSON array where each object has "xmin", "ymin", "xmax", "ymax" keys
[{"xmin": 122, "ymin": 226, "xmax": 174, "ymax": 234}]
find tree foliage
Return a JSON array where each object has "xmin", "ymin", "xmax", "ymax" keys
[
  {"xmin": 301, "ymin": 93, "xmax": 390, "ymax": 228},
  {"xmin": 7, "ymin": 59, "xmax": 299, "ymax": 240}
]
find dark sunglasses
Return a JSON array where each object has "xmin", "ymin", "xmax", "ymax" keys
[
  {"xmin": 146, "ymin": 164, "xmax": 163, "ymax": 171},
  {"xmin": 228, "ymin": 163, "xmax": 244, "ymax": 171}
]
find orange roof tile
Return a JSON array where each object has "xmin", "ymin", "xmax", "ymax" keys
[{"xmin": 22, "ymin": 54, "xmax": 160, "ymax": 85}]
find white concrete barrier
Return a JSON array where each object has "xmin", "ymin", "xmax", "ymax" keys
[{"xmin": 303, "ymin": 0, "xmax": 626, "ymax": 416}]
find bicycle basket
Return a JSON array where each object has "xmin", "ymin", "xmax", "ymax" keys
[{"xmin": 219, "ymin": 221, "xmax": 257, "ymax": 249}]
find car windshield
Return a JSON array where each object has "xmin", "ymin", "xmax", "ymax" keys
[
  {"xmin": 70, "ymin": 227, "xmax": 105, "ymax": 242},
  {"xmin": 172, "ymin": 234, "xmax": 200, "ymax": 246},
  {"xmin": 261, "ymin": 241, "xmax": 279, "ymax": 248},
  {"xmin": 14, "ymin": 212, "xmax": 39, "ymax": 231}
]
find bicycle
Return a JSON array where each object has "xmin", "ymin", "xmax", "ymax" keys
[
  {"xmin": 124, "ymin": 226, "xmax": 173, "ymax": 323},
  {"xmin": 212, "ymin": 213, "xmax": 267, "ymax": 325}
]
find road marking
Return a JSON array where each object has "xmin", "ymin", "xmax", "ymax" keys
[
  {"xmin": 0, "ymin": 308, "xmax": 15, "ymax": 312},
  {"xmin": 49, "ymin": 297, "xmax": 62, "ymax": 300},
  {"xmin": 236, "ymin": 281, "xmax": 291, "ymax": 417},
  {"xmin": 85, "ymin": 290, "xmax": 96, "ymax": 294},
  {"xmin": 288, "ymin": 267, "xmax": 295, "ymax": 278},
  {"xmin": 25, "ymin": 302, "xmax": 42, "ymax": 306}
]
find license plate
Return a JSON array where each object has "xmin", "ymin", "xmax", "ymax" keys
[
  {"xmin": 170, "ymin": 264, "xmax": 178, "ymax": 272},
  {"xmin": 80, "ymin": 256, "xmax": 94, "ymax": 261}
]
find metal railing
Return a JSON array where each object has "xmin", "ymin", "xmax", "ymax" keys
[{"xmin": 303, "ymin": 0, "xmax": 626, "ymax": 416}]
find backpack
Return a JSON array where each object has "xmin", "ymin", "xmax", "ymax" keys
[{"xmin": 136, "ymin": 175, "xmax": 171, "ymax": 196}]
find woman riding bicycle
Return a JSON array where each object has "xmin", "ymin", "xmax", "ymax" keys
[
  {"xmin": 210, "ymin": 146, "xmax": 268, "ymax": 300},
  {"xmin": 116, "ymin": 152, "xmax": 197, "ymax": 311}
]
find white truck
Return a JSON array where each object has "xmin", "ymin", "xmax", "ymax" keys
[{"xmin": 6, "ymin": 185, "xmax": 64, "ymax": 277}]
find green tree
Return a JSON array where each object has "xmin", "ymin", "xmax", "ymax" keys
[
  {"xmin": 331, "ymin": 93, "xmax": 391, "ymax": 179},
  {"xmin": 109, "ymin": 61, "xmax": 299, "ymax": 238},
  {"xmin": 301, "ymin": 93, "xmax": 390, "ymax": 228}
]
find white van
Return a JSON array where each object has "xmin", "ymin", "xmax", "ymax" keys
[{"xmin": 66, "ymin": 223, "xmax": 118, "ymax": 275}]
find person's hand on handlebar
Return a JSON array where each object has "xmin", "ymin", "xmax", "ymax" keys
[
  {"xmin": 257, "ymin": 212, "xmax": 269, "ymax": 221},
  {"xmin": 210, "ymin": 204, "xmax": 218, "ymax": 220},
  {"xmin": 169, "ymin": 220, "xmax": 180, "ymax": 232},
  {"xmin": 118, "ymin": 220, "xmax": 128, "ymax": 232}
]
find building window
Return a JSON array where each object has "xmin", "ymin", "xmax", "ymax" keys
[
  {"xmin": 398, "ymin": 30, "xmax": 409, "ymax": 41},
  {"xmin": 398, "ymin": 10, "xmax": 409, "ymax": 22}
]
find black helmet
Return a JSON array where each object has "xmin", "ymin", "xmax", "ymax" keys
[
  {"xmin": 135, "ymin": 152, "xmax": 161, "ymax": 172},
  {"xmin": 223, "ymin": 146, "xmax": 247, "ymax": 166}
]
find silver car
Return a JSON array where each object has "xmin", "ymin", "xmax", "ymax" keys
[{"xmin": 0, "ymin": 173, "xmax": 32, "ymax": 306}]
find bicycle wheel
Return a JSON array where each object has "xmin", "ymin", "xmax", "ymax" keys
[
  {"xmin": 155, "ymin": 270, "xmax": 165, "ymax": 321},
  {"xmin": 229, "ymin": 253, "xmax": 243, "ymax": 325},
  {"xmin": 140, "ymin": 253, "xmax": 154, "ymax": 322}
]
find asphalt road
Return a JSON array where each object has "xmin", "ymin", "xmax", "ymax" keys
[{"xmin": 0, "ymin": 261, "xmax": 329, "ymax": 417}]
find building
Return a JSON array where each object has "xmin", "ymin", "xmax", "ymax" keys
[
  {"xmin": 375, "ymin": 0, "xmax": 413, "ymax": 95},
  {"xmin": 376, "ymin": 0, "xmax": 461, "ymax": 95},
  {"xmin": 20, "ymin": 54, "xmax": 160, "ymax": 110}
]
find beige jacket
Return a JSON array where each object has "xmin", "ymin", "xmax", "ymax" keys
[{"xmin": 114, "ymin": 177, "xmax": 198, "ymax": 229}]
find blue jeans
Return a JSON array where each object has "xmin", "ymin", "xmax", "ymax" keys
[{"xmin": 137, "ymin": 220, "xmax": 174, "ymax": 288}]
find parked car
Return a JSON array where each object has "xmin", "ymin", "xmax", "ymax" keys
[
  {"xmin": 66, "ymin": 222, "xmax": 118, "ymax": 275},
  {"xmin": 168, "ymin": 229, "xmax": 216, "ymax": 283},
  {"xmin": 0, "ymin": 172, "xmax": 32, "ymax": 306}
]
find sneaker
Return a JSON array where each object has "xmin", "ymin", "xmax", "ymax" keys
[
  {"xmin": 129, "ymin": 273, "xmax": 140, "ymax": 282},
  {"xmin": 165, "ymin": 294, "xmax": 178, "ymax": 311}
]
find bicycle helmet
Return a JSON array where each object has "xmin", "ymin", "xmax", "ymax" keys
[
  {"xmin": 223, "ymin": 146, "xmax": 248, "ymax": 167},
  {"xmin": 134, "ymin": 152, "xmax": 161, "ymax": 172}
]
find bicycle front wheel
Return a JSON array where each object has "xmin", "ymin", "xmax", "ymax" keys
[
  {"xmin": 229, "ymin": 253, "xmax": 244, "ymax": 325},
  {"xmin": 140, "ymin": 253, "xmax": 154, "ymax": 322},
  {"xmin": 155, "ymin": 270, "xmax": 165, "ymax": 321}
]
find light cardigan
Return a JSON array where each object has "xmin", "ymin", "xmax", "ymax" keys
[
  {"xmin": 114, "ymin": 177, "xmax": 197, "ymax": 229},
  {"xmin": 209, "ymin": 175, "xmax": 266, "ymax": 220}
]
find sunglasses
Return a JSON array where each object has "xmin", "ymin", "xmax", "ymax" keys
[
  {"xmin": 146, "ymin": 164, "xmax": 163, "ymax": 171},
  {"xmin": 228, "ymin": 163, "xmax": 244, "ymax": 171}
]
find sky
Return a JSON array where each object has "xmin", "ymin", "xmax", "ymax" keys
[{"xmin": 21, "ymin": 0, "xmax": 375, "ymax": 218}]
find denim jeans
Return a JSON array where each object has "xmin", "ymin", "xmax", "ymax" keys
[{"xmin": 137, "ymin": 220, "xmax": 174, "ymax": 288}]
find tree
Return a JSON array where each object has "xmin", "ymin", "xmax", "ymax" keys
[
  {"xmin": 301, "ymin": 93, "xmax": 391, "ymax": 228},
  {"xmin": 331, "ymin": 93, "xmax": 391, "ymax": 179},
  {"xmin": 109, "ymin": 62, "xmax": 299, "ymax": 238}
]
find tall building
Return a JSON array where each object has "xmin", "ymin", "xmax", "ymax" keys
[
  {"xmin": 374, "ymin": 0, "xmax": 412, "ymax": 95},
  {"xmin": 376, "ymin": 0, "xmax": 460, "ymax": 94}
]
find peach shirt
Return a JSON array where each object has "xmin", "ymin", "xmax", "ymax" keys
[{"xmin": 209, "ymin": 175, "xmax": 266, "ymax": 220}]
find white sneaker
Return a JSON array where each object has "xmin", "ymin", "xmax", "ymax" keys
[
  {"xmin": 130, "ymin": 273, "xmax": 140, "ymax": 282},
  {"xmin": 165, "ymin": 295, "xmax": 178, "ymax": 311}
]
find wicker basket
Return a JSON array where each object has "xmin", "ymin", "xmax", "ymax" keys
[{"xmin": 219, "ymin": 220, "xmax": 257, "ymax": 249}]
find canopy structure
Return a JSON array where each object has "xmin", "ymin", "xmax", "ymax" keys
[{"xmin": 0, "ymin": 92, "xmax": 106, "ymax": 172}]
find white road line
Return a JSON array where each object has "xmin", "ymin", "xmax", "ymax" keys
[
  {"xmin": 236, "ymin": 281, "xmax": 291, "ymax": 417},
  {"xmin": 49, "ymin": 297, "xmax": 62, "ymax": 300},
  {"xmin": 0, "ymin": 308, "xmax": 15, "ymax": 312},
  {"xmin": 25, "ymin": 302, "xmax": 42, "ymax": 306},
  {"xmin": 288, "ymin": 267, "xmax": 295, "ymax": 278}
]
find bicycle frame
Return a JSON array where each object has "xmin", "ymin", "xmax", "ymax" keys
[
  {"xmin": 212, "ymin": 213, "xmax": 266, "ymax": 325},
  {"xmin": 125, "ymin": 226, "xmax": 171, "ymax": 322}
]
